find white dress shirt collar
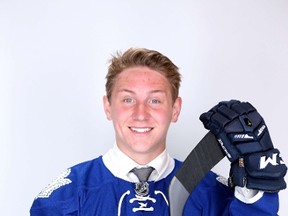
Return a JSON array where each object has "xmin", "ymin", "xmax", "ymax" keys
[{"xmin": 102, "ymin": 143, "xmax": 175, "ymax": 182}]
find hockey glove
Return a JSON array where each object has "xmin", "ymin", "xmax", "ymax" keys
[{"xmin": 199, "ymin": 100, "xmax": 287, "ymax": 192}]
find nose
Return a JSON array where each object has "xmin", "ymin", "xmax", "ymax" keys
[{"xmin": 132, "ymin": 102, "xmax": 150, "ymax": 121}]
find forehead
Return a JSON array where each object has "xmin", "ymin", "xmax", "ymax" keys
[{"xmin": 115, "ymin": 66, "xmax": 170, "ymax": 88}]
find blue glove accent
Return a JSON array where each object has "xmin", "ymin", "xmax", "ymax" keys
[{"xmin": 200, "ymin": 100, "xmax": 287, "ymax": 192}]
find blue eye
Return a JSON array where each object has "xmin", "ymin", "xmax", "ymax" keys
[
  {"xmin": 149, "ymin": 99, "xmax": 160, "ymax": 104},
  {"xmin": 123, "ymin": 98, "xmax": 134, "ymax": 103}
]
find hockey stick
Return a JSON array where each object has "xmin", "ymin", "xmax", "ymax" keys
[{"xmin": 169, "ymin": 132, "xmax": 225, "ymax": 216}]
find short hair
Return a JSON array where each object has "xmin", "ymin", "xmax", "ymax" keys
[{"xmin": 105, "ymin": 48, "xmax": 181, "ymax": 103}]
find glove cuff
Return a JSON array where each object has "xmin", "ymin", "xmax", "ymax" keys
[{"xmin": 229, "ymin": 149, "xmax": 287, "ymax": 192}]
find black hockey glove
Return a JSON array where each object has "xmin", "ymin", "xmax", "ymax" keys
[{"xmin": 199, "ymin": 100, "xmax": 287, "ymax": 192}]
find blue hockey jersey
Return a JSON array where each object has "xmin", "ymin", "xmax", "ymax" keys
[{"xmin": 30, "ymin": 156, "xmax": 279, "ymax": 215}]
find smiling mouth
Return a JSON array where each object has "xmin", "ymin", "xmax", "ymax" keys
[{"xmin": 129, "ymin": 127, "xmax": 153, "ymax": 133}]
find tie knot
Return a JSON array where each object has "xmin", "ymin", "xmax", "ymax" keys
[{"xmin": 131, "ymin": 166, "xmax": 154, "ymax": 182}]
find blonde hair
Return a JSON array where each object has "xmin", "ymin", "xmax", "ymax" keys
[{"xmin": 105, "ymin": 48, "xmax": 181, "ymax": 102}]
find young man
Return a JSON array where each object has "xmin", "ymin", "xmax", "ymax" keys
[{"xmin": 30, "ymin": 48, "xmax": 286, "ymax": 215}]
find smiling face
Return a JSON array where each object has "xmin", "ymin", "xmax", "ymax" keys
[{"xmin": 103, "ymin": 66, "xmax": 182, "ymax": 164}]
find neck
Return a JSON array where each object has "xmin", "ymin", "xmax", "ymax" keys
[{"xmin": 117, "ymin": 145, "xmax": 165, "ymax": 165}]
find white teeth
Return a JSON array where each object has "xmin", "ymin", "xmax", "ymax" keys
[{"xmin": 130, "ymin": 127, "xmax": 152, "ymax": 133}]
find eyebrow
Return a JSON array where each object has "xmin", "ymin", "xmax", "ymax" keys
[{"xmin": 117, "ymin": 89, "xmax": 166, "ymax": 95}]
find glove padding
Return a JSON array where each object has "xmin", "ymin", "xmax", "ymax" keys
[{"xmin": 200, "ymin": 100, "xmax": 287, "ymax": 192}]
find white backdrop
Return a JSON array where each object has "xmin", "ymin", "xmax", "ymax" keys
[{"xmin": 1, "ymin": 0, "xmax": 287, "ymax": 215}]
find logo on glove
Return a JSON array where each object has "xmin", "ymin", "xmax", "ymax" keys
[
  {"xmin": 244, "ymin": 117, "xmax": 253, "ymax": 127},
  {"xmin": 257, "ymin": 125, "xmax": 266, "ymax": 136},
  {"xmin": 260, "ymin": 152, "xmax": 285, "ymax": 169}
]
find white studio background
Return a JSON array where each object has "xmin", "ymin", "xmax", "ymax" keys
[{"xmin": 1, "ymin": 0, "xmax": 287, "ymax": 215}]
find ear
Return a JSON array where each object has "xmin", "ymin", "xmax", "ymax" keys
[
  {"xmin": 171, "ymin": 97, "xmax": 182, "ymax": 122},
  {"xmin": 103, "ymin": 96, "xmax": 112, "ymax": 120}
]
